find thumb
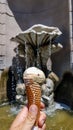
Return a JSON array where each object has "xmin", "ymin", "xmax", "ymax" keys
[{"xmin": 22, "ymin": 104, "xmax": 38, "ymax": 130}]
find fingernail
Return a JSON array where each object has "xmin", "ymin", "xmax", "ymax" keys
[
  {"xmin": 41, "ymin": 119, "xmax": 45, "ymax": 126},
  {"xmin": 29, "ymin": 105, "xmax": 38, "ymax": 115}
]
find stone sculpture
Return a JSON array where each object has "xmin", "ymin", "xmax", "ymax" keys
[
  {"xmin": 16, "ymin": 67, "xmax": 59, "ymax": 108},
  {"xmin": 11, "ymin": 24, "xmax": 63, "ymax": 73},
  {"xmin": 11, "ymin": 24, "xmax": 62, "ymax": 109}
]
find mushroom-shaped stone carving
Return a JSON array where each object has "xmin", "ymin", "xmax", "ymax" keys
[
  {"xmin": 11, "ymin": 24, "xmax": 62, "ymax": 47},
  {"xmin": 11, "ymin": 24, "xmax": 62, "ymax": 71}
]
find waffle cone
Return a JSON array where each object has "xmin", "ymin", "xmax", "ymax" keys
[{"xmin": 24, "ymin": 78, "xmax": 41, "ymax": 126}]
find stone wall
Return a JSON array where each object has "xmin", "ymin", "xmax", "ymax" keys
[
  {"xmin": 0, "ymin": 68, "xmax": 9, "ymax": 103},
  {"xmin": 0, "ymin": 0, "xmax": 21, "ymax": 70},
  {"xmin": 70, "ymin": 0, "xmax": 73, "ymax": 70},
  {"xmin": 0, "ymin": 0, "xmax": 71, "ymax": 76}
]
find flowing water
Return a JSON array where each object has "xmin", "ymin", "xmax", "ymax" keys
[{"xmin": 0, "ymin": 103, "xmax": 73, "ymax": 130}]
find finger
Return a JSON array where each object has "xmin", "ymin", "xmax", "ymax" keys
[
  {"xmin": 22, "ymin": 104, "xmax": 38, "ymax": 130},
  {"xmin": 38, "ymin": 111, "xmax": 46, "ymax": 128},
  {"xmin": 41, "ymin": 123, "xmax": 46, "ymax": 130},
  {"xmin": 40, "ymin": 102, "xmax": 45, "ymax": 109},
  {"xmin": 39, "ymin": 123, "xmax": 46, "ymax": 130},
  {"xmin": 27, "ymin": 102, "xmax": 45, "ymax": 109},
  {"xmin": 10, "ymin": 106, "xmax": 28, "ymax": 129}
]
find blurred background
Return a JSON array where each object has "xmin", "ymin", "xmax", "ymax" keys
[{"xmin": 0, "ymin": 0, "xmax": 73, "ymax": 130}]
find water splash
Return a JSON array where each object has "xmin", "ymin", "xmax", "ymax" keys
[{"xmin": 43, "ymin": 102, "xmax": 71, "ymax": 116}]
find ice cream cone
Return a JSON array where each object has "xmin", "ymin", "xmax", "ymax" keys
[{"xmin": 24, "ymin": 78, "xmax": 41, "ymax": 127}]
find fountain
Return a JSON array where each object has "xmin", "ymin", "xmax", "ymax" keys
[
  {"xmin": 1, "ymin": 24, "xmax": 73, "ymax": 130},
  {"xmin": 10, "ymin": 24, "xmax": 63, "ymax": 115}
]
